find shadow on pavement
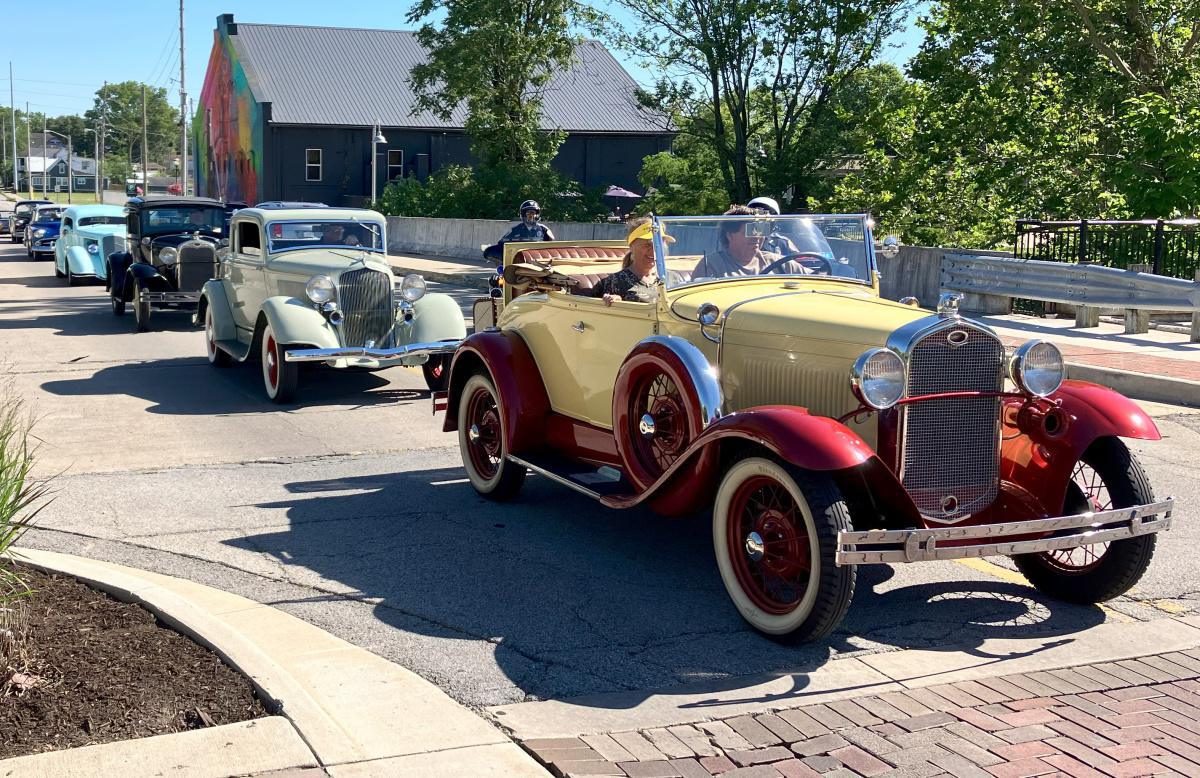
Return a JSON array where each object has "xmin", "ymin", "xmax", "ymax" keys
[
  {"xmin": 225, "ymin": 467, "xmax": 1107, "ymax": 707},
  {"xmin": 41, "ymin": 356, "xmax": 426, "ymax": 414},
  {"xmin": 0, "ymin": 297, "xmax": 199, "ymax": 337}
]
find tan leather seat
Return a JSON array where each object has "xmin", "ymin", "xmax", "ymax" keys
[{"xmin": 513, "ymin": 246, "xmax": 628, "ymax": 294}]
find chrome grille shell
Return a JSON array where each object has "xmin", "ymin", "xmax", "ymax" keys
[
  {"xmin": 886, "ymin": 315, "xmax": 1005, "ymax": 523},
  {"xmin": 338, "ymin": 268, "xmax": 394, "ymax": 348},
  {"xmin": 175, "ymin": 240, "xmax": 217, "ymax": 292}
]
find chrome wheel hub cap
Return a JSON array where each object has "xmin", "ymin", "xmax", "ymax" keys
[
  {"xmin": 744, "ymin": 531, "xmax": 765, "ymax": 562},
  {"xmin": 468, "ymin": 424, "xmax": 481, "ymax": 443},
  {"xmin": 638, "ymin": 413, "xmax": 656, "ymax": 439}
]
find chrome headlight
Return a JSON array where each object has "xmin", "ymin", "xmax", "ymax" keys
[
  {"xmin": 86, "ymin": 242, "xmax": 99, "ymax": 254},
  {"xmin": 33, "ymin": 228, "xmax": 46, "ymax": 238},
  {"xmin": 1010, "ymin": 340, "xmax": 1064, "ymax": 397},
  {"xmin": 305, "ymin": 274, "xmax": 336, "ymax": 304},
  {"xmin": 158, "ymin": 246, "xmax": 178, "ymax": 264},
  {"xmin": 850, "ymin": 347, "xmax": 905, "ymax": 410},
  {"xmin": 399, "ymin": 273, "xmax": 427, "ymax": 302}
]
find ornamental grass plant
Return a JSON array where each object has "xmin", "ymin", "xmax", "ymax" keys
[{"xmin": 0, "ymin": 379, "xmax": 51, "ymax": 696}]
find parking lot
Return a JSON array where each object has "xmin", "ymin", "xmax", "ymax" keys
[{"xmin": 5, "ymin": 238, "xmax": 1200, "ymax": 724}]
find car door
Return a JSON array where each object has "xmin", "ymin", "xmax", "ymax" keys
[{"xmin": 227, "ymin": 219, "xmax": 267, "ymax": 333}]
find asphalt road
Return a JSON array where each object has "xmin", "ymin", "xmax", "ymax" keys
[{"xmin": 3, "ymin": 238, "xmax": 1199, "ymax": 715}]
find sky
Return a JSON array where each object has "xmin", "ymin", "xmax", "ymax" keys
[{"xmin": 2, "ymin": 0, "xmax": 929, "ymax": 119}]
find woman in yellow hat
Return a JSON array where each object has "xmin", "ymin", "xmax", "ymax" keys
[{"xmin": 590, "ymin": 217, "xmax": 672, "ymax": 306}]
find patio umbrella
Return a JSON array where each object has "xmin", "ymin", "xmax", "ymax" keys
[{"xmin": 604, "ymin": 185, "xmax": 642, "ymax": 199}]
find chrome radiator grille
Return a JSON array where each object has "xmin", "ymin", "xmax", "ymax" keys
[
  {"xmin": 900, "ymin": 323, "xmax": 1005, "ymax": 522},
  {"xmin": 101, "ymin": 235, "xmax": 126, "ymax": 259},
  {"xmin": 176, "ymin": 242, "xmax": 216, "ymax": 292},
  {"xmin": 338, "ymin": 268, "xmax": 394, "ymax": 348}
]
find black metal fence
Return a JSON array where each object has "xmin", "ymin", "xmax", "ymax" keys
[{"xmin": 1015, "ymin": 219, "xmax": 1200, "ymax": 280}]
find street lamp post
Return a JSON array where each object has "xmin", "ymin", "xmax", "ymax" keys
[
  {"xmin": 44, "ymin": 128, "xmax": 73, "ymax": 204},
  {"xmin": 84, "ymin": 128, "xmax": 99, "ymax": 202},
  {"xmin": 370, "ymin": 121, "xmax": 387, "ymax": 204}
]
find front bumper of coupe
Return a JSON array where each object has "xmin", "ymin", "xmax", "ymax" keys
[
  {"xmin": 836, "ymin": 499, "xmax": 1173, "ymax": 565},
  {"xmin": 284, "ymin": 339, "xmax": 461, "ymax": 364}
]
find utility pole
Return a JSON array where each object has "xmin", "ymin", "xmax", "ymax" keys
[
  {"xmin": 141, "ymin": 85, "xmax": 149, "ymax": 196},
  {"xmin": 41, "ymin": 113, "xmax": 47, "ymax": 198},
  {"xmin": 179, "ymin": 0, "xmax": 188, "ymax": 196},
  {"xmin": 99, "ymin": 81, "xmax": 107, "ymax": 200},
  {"xmin": 25, "ymin": 102, "xmax": 31, "ymax": 198},
  {"xmin": 9, "ymin": 62, "xmax": 17, "ymax": 191},
  {"xmin": 67, "ymin": 137, "xmax": 73, "ymax": 204}
]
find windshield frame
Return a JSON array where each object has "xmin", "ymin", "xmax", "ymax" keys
[
  {"xmin": 264, "ymin": 219, "xmax": 386, "ymax": 255},
  {"xmin": 651, "ymin": 213, "xmax": 877, "ymax": 290}
]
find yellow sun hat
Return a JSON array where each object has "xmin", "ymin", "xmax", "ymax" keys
[{"xmin": 626, "ymin": 220, "xmax": 676, "ymax": 246}]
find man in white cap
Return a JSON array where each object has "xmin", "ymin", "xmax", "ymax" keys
[{"xmin": 747, "ymin": 196, "xmax": 801, "ymax": 256}]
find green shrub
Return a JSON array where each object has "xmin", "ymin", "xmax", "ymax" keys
[{"xmin": 0, "ymin": 385, "xmax": 49, "ymax": 601}]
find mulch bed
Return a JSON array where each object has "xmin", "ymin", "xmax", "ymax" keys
[{"xmin": 0, "ymin": 566, "xmax": 267, "ymax": 759}]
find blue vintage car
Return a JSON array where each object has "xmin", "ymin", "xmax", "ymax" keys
[
  {"xmin": 24, "ymin": 205, "xmax": 64, "ymax": 259},
  {"xmin": 54, "ymin": 205, "xmax": 127, "ymax": 285}
]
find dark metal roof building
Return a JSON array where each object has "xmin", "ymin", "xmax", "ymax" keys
[{"xmin": 194, "ymin": 15, "xmax": 672, "ymax": 206}]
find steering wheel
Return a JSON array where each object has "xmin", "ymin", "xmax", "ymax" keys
[{"xmin": 760, "ymin": 251, "xmax": 832, "ymax": 276}]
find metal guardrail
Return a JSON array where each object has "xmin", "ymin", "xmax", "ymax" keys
[{"xmin": 941, "ymin": 253, "xmax": 1200, "ymax": 341}]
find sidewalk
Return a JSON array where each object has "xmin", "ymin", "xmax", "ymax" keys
[
  {"xmin": 388, "ymin": 251, "xmax": 493, "ymax": 289},
  {"xmin": 978, "ymin": 314, "xmax": 1200, "ymax": 407},
  {"xmin": 520, "ymin": 649, "xmax": 1200, "ymax": 777}
]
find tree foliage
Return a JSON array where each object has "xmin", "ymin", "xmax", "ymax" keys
[
  {"xmin": 826, "ymin": 0, "xmax": 1200, "ymax": 246},
  {"xmin": 83, "ymin": 82, "xmax": 178, "ymax": 168},
  {"xmin": 612, "ymin": 0, "xmax": 914, "ymax": 208}
]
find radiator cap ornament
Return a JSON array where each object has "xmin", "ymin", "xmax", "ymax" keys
[{"xmin": 937, "ymin": 292, "xmax": 963, "ymax": 318}]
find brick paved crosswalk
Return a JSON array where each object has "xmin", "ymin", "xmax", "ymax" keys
[{"xmin": 519, "ymin": 650, "xmax": 1200, "ymax": 777}]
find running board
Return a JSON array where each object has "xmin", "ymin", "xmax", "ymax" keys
[
  {"xmin": 507, "ymin": 453, "xmax": 632, "ymax": 501},
  {"xmin": 214, "ymin": 338, "xmax": 253, "ymax": 362}
]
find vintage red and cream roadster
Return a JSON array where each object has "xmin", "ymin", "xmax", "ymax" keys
[{"xmin": 435, "ymin": 213, "xmax": 1173, "ymax": 641}]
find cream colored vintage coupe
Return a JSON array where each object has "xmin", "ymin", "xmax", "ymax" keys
[
  {"xmin": 199, "ymin": 205, "xmax": 466, "ymax": 403},
  {"xmin": 437, "ymin": 213, "xmax": 1172, "ymax": 641}
]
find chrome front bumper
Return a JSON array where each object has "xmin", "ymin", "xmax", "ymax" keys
[
  {"xmin": 284, "ymin": 340, "xmax": 461, "ymax": 363},
  {"xmin": 836, "ymin": 499, "xmax": 1173, "ymax": 565}
]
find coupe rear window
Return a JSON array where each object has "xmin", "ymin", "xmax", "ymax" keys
[{"xmin": 79, "ymin": 216, "xmax": 124, "ymax": 227}]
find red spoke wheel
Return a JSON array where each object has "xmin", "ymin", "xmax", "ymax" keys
[
  {"xmin": 260, "ymin": 322, "xmax": 298, "ymax": 403},
  {"xmin": 457, "ymin": 372, "xmax": 525, "ymax": 501},
  {"xmin": 1012, "ymin": 437, "xmax": 1157, "ymax": 603},
  {"xmin": 713, "ymin": 457, "xmax": 855, "ymax": 641},
  {"xmin": 422, "ymin": 355, "xmax": 449, "ymax": 392},
  {"xmin": 613, "ymin": 345, "xmax": 716, "ymax": 496},
  {"xmin": 205, "ymin": 306, "xmax": 233, "ymax": 367}
]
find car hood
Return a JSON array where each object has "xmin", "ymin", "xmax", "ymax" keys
[
  {"xmin": 266, "ymin": 250, "xmax": 392, "ymax": 278},
  {"xmin": 30, "ymin": 222, "xmax": 61, "ymax": 235},
  {"xmin": 671, "ymin": 281, "xmax": 927, "ymax": 349},
  {"xmin": 150, "ymin": 232, "xmax": 220, "ymax": 247}
]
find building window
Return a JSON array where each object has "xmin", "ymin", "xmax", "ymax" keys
[
  {"xmin": 305, "ymin": 149, "xmax": 322, "ymax": 182},
  {"xmin": 31, "ymin": 176, "xmax": 43, "ymax": 188},
  {"xmin": 387, "ymin": 149, "xmax": 404, "ymax": 181},
  {"xmin": 75, "ymin": 177, "xmax": 87, "ymax": 188}
]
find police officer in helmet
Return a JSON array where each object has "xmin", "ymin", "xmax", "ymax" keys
[
  {"xmin": 484, "ymin": 200, "xmax": 557, "ymax": 260},
  {"xmin": 747, "ymin": 196, "xmax": 799, "ymax": 256}
]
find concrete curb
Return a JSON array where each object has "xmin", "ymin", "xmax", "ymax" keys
[
  {"xmin": 1067, "ymin": 361, "xmax": 1200, "ymax": 408},
  {"xmin": 11, "ymin": 548, "xmax": 547, "ymax": 777}
]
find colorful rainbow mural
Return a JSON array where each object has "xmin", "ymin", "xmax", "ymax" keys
[{"xmin": 193, "ymin": 30, "xmax": 263, "ymax": 204}]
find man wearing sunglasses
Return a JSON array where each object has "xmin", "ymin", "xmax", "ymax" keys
[{"xmin": 691, "ymin": 204, "xmax": 810, "ymax": 278}]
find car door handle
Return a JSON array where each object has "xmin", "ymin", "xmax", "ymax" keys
[{"xmin": 571, "ymin": 320, "xmax": 586, "ymax": 333}]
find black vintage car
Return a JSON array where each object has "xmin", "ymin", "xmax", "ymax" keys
[
  {"xmin": 10, "ymin": 199, "xmax": 53, "ymax": 243},
  {"xmin": 108, "ymin": 197, "xmax": 228, "ymax": 332}
]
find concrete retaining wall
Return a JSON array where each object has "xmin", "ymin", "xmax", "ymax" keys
[
  {"xmin": 880, "ymin": 245, "xmax": 1012, "ymax": 314},
  {"xmin": 386, "ymin": 216, "xmax": 627, "ymax": 260}
]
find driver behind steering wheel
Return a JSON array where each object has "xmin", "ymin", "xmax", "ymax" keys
[
  {"xmin": 691, "ymin": 204, "xmax": 809, "ymax": 278},
  {"xmin": 747, "ymin": 196, "xmax": 801, "ymax": 256}
]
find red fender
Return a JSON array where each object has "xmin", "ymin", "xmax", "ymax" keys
[
  {"xmin": 442, "ymin": 331, "xmax": 550, "ymax": 455},
  {"xmin": 1001, "ymin": 379, "xmax": 1161, "ymax": 515},
  {"xmin": 603, "ymin": 406, "xmax": 890, "ymax": 512}
]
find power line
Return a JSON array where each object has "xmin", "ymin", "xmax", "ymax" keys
[{"xmin": 146, "ymin": 31, "xmax": 178, "ymax": 86}]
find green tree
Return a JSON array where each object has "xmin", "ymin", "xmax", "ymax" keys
[
  {"xmin": 84, "ymin": 82, "xmax": 178, "ymax": 170},
  {"xmin": 407, "ymin": 0, "xmax": 590, "ymax": 172},
  {"xmin": 612, "ymin": 0, "xmax": 913, "ymax": 207},
  {"xmin": 45, "ymin": 115, "xmax": 89, "ymax": 156},
  {"xmin": 829, "ymin": 0, "xmax": 1200, "ymax": 246}
]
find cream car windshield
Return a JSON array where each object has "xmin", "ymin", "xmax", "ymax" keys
[
  {"xmin": 266, "ymin": 220, "xmax": 383, "ymax": 253},
  {"xmin": 657, "ymin": 215, "xmax": 872, "ymax": 289}
]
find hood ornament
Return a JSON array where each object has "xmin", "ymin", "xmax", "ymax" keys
[{"xmin": 937, "ymin": 292, "xmax": 962, "ymax": 318}]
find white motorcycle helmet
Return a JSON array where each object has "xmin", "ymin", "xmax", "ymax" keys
[{"xmin": 747, "ymin": 196, "xmax": 782, "ymax": 215}]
